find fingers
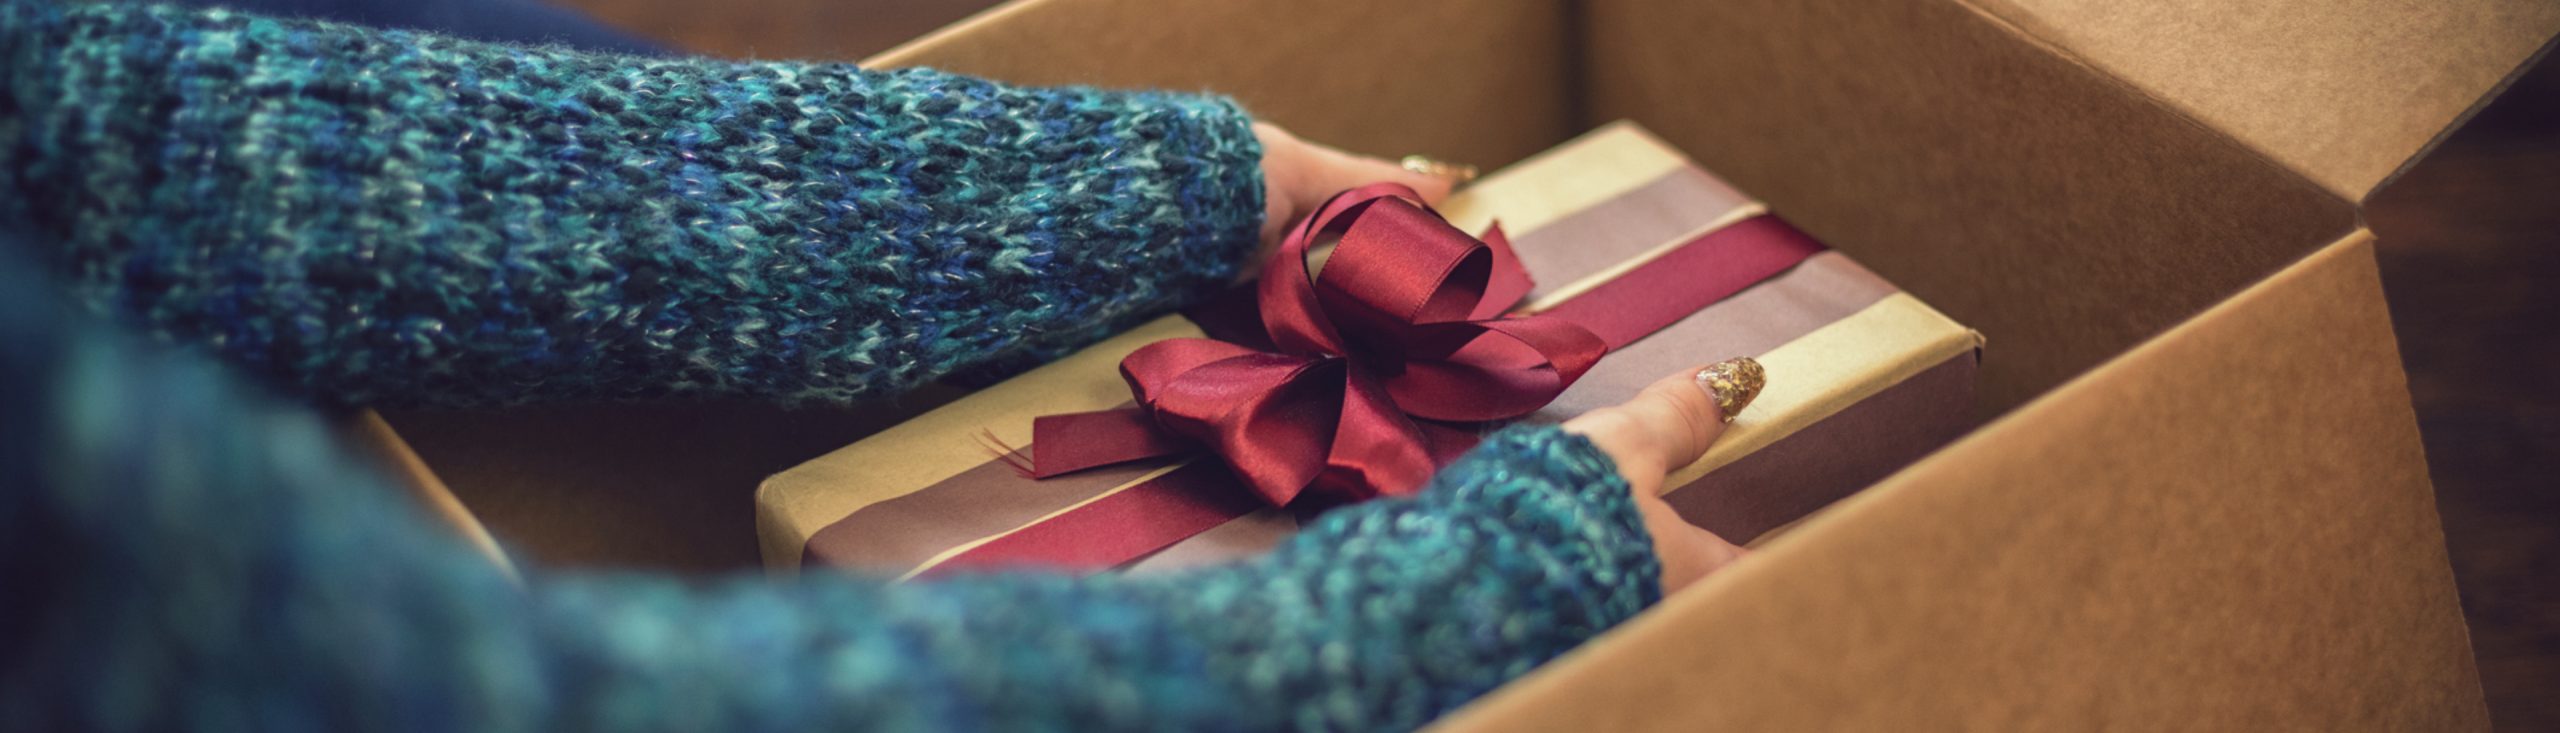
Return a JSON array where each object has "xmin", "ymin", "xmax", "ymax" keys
[
  {"xmin": 1635, "ymin": 496, "xmax": 1748, "ymax": 593},
  {"xmin": 1292, "ymin": 139, "xmax": 1458, "ymax": 208},
  {"xmin": 1562, "ymin": 357, "xmax": 1762, "ymax": 495},
  {"xmin": 1254, "ymin": 122, "xmax": 1467, "ymax": 251},
  {"xmin": 1563, "ymin": 358, "xmax": 1767, "ymax": 594}
]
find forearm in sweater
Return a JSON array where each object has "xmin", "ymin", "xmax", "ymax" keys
[
  {"xmin": 2, "ymin": 247, "xmax": 1660, "ymax": 732},
  {"xmin": 0, "ymin": 0, "xmax": 1264, "ymax": 408}
]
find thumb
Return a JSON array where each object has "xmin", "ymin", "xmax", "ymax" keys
[
  {"xmin": 1563, "ymin": 357, "xmax": 1765, "ymax": 495},
  {"xmin": 1563, "ymin": 358, "xmax": 1766, "ymax": 593}
]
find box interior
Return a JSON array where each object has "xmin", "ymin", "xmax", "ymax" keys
[
  {"xmin": 876, "ymin": 0, "xmax": 2552, "ymax": 416},
  {"xmin": 1434, "ymin": 232, "xmax": 2486, "ymax": 730},
  {"xmin": 364, "ymin": 0, "xmax": 2557, "ymax": 726},
  {"xmin": 392, "ymin": 0, "xmax": 2552, "ymax": 571}
]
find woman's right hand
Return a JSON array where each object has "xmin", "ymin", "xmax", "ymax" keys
[
  {"xmin": 1255, "ymin": 121, "xmax": 1756, "ymax": 594},
  {"xmin": 1563, "ymin": 359, "xmax": 1765, "ymax": 594}
]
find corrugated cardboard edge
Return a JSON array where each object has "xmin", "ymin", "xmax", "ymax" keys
[
  {"xmin": 858, "ymin": 0, "xmax": 1580, "ymax": 172},
  {"xmin": 1432, "ymin": 231, "xmax": 2486, "ymax": 731},
  {"xmin": 340, "ymin": 410, "xmax": 520, "ymax": 583}
]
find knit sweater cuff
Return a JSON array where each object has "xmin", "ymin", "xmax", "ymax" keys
[
  {"xmin": 1152, "ymin": 92, "xmax": 1266, "ymax": 283},
  {"xmin": 1431, "ymin": 424, "xmax": 1667, "ymax": 631}
]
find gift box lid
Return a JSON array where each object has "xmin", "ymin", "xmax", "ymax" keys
[{"xmin": 759, "ymin": 122, "xmax": 1981, "ymax": 577}]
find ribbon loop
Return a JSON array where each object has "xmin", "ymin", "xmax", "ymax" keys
[{"xmin": 1030, "ymin": 183, "xmax": 1607, "ymax": 506}]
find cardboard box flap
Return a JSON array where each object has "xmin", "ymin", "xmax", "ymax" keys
[
  {"xmin": 1968, "ymin": 0, "xmax": 2560, "ymax": 201},
  {"xmin": 865, "ymin": 0, "xmax": 1580, "ymax": 173},
  {"xmin": 1584, "ymin": 0, "xmax": 2362, "ymax": 416},
  {"xmin": 1431, "ymin": 234, "xmax": 2483, "ymax": 730}
]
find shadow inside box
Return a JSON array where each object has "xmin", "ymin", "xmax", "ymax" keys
[
  {"xmin": 416, "ymin": 0, "xmax": 2558, "ymax": 726},
  {"xmin": 2366, "ymin": 53, "xmax": 2560, "ymax": 733},
  {"xmin": 380, "ymin": 383, "xmax": 969, "ymax": 573}
]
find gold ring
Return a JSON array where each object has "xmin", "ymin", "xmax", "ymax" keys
[{"xmin": 1400, "ymin": 155, "xmax": 1480, "ymax": 185}]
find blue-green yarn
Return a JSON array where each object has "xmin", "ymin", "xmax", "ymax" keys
[
  {"xmin": 2, "ymin": 253, "xmax": 1661, "ymax": 730},
  {"xmin": 2, "ymin": 0, "xmax": 1262, "ymax": 408},
  {"xmin": 0, "ymin": 1, "xmax": 1668, "ymax": 729}
]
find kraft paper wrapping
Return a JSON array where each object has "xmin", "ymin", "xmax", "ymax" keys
[{"xmin": 758, "ymin": 122, "xmax": 1981, "ymax": 576}]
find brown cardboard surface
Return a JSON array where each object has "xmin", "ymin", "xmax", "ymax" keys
[
  {"xmin": 867, "ymin": 0, "xmax": 1580, "ymax": 173},
  {"xmin": 354, "ymin": 0, "xmax": 2509, "ymax": 722},
  {"xmin": 1433, "ymin": 234, "xmax": 2486, "ymax": 730},
  {"xmin": 1969, "ymin": 0, "xmax": 2560, "ymax": 200},
  {"xmin": 1586, "ymin": 0, "xmax": 2364, "ymax": 418}
]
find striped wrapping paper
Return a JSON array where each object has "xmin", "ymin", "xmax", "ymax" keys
[{"xmin": 756, "ymin": 121, "xmax": 1981, "ymax": 577}]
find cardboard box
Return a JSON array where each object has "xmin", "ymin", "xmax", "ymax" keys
[
  {"xmin": 363, "ymin": 0, "xmax": 2560, "ymax": 727},
  {"xmin": 757, "ymin": 122, "xmax": 1982, "ymax": 578}
]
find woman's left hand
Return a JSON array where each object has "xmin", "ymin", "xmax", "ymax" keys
[{"xmin": 1252, "ymin": 123, "xmax": 1464, "ymax": 273}]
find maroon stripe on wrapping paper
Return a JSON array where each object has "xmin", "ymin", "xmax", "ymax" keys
[
  {"xmin": 1132, "ymin": 251, "xmax": 1904, "ymax": 567},
  {"xmin": 1539, "ymin": 216, "xmax": 1828, "ymax": 349},
  {"xmin": 1178, "ymin": 167, "xmax": 1756, "ymax": 350},
  {"xmin": 1503, "ymin": 167, "xmax": 1755, "ymax": 300},
  {"xmin": 1662, "ymin": 351, "xmax": 1981, "ymax": 544},
  {"xmin": 935, "ymin": 216, "xmax": 1825, "ymax": 575},
  {"xmin": 802, "ymin": 440, "xmax": 1159, "ymax": 572},
  {"xmin": 919, "ymin": 461, "xmax": 1256, "ymax": 577},
  {"xmin": 814, "ymin": 250, "xmax": 1897, "ymax": 574},
  {"xmin": 800, "ymin": 170, "xmax": 1871, "ymax": 576},
  {"xmin": 1124, "ymin": 508, "xmax": 1300, "ymax": 573},
  {"xmin": 1533, "ymin": 250, "xmax": 1900, "ymax": 420}
]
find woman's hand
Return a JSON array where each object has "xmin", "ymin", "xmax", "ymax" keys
[
  {"xmin": 1563, "ymin": 359, "xmax": 1765, "ymax": 594},
  {"xmin": 1253, "ymin": 123, "xmax": 1463, "ymax": 272},
  {"xmin": 1256, "ymin": 122, "xmax": 1753, "ymax": 594}
]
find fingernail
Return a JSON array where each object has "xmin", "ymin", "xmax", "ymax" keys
[
  {"xmin": 1694, "ymin": 357, "xmax": 1766, "ymax": 424},
  {"xmin": 1400, "ymin": 155, "xmax": 1480, "ymax": 185}
]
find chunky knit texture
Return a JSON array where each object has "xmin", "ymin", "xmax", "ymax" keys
[
  {"xmin": 0, "ymin": 2, "xmax": 1667, "ymax": 730},
  {"xmin": 1, "ymin": 248, "xmax": 1661, "ymax": 731},
  {"xmin": 2, "ymin": 0, "xmax": 1261, "ymax": 406}
]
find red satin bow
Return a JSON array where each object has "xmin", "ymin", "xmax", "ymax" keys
[{"xmin": 1028, "ymin": 184, "xmax": 1608, "ymax": 507}]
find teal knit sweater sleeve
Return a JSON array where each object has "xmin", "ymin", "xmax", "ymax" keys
[
  {"xmin": 0, "ymin": 251, "xmax": 1664, "ymax": 732},
  {"xmin": 0, "ymin": 0, "xmax": 1264, "ymax": 407}
]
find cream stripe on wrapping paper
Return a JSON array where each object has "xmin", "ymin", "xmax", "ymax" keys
[
  {"xmin": 1660, "ymin": 294, "xmax": 1982, "ymax": 493},
  {"xmin": 1436, "ymin": 120, "xmax": 1694, "ymax": 235},
  {"xmin": 884, "ymin": 125, "xmax": 1708, "ymax": 577},
  {"xmin": 1518, "ymin": 203, "xmax": 1768, "ymax": 314},
  {"xmin": 895, "ymin": 294, "xmax": 1978, "ymax": 578},
  {"xmin": 759, "ymin": 122, "xmax": 1752, "ymax": 574},
  {"xmin": 756, "ymin": 315, "xmax": 1206, "ymax": 572}
]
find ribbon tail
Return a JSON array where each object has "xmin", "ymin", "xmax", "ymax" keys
[{"xmin": 1028, "ymin": 407, "xmax": 1193, "ymax": 478}]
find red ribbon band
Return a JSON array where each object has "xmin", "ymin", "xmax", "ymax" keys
[
  {"xmin": 1026, "ymin": 184, "xmax": 1607, "ymax": 508},
  {"xmin": 931, "ymin": 186, "xmax": 1826, "ymax": 576}
]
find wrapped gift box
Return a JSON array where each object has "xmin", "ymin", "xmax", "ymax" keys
[
  {"xmin": 359, "ymin": 0, "xmax": 2555, "ymax": 727},
  {"xmin": 754, "ymin": 123, "xmax": 1982, "ymax": 577}
]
